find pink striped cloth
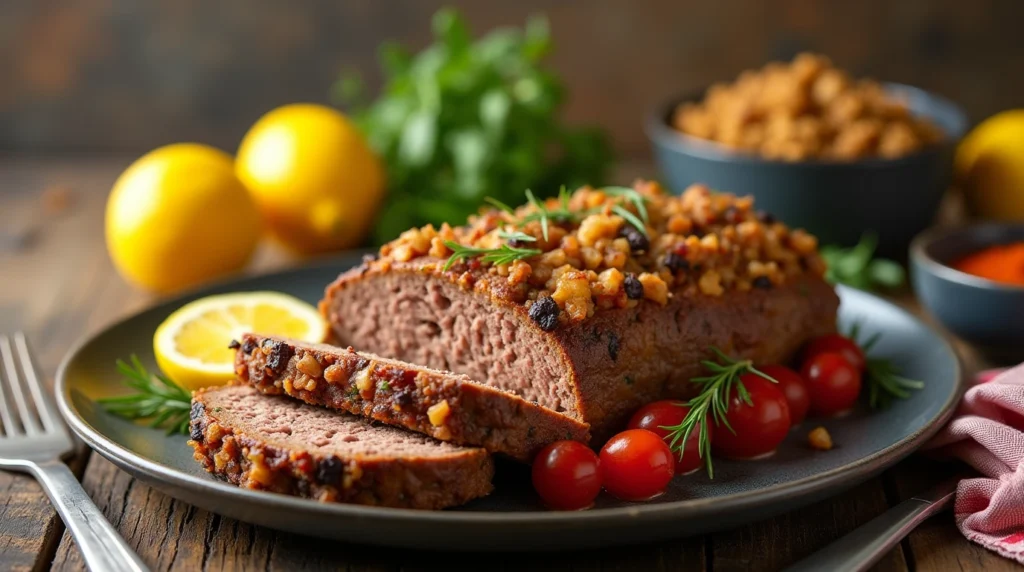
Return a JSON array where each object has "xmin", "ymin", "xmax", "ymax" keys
[{"xmin": 923, "ymin": 363, "xmax": 1024, "ymax": 563}]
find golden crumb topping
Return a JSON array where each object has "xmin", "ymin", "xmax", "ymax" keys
[
  {"xmin": 374, "ymin": 181, "xmax": 826, "ymax": 330},
  {"xmin": 673, "ymin": 52, "xmax": 944, "ymax": 161}
]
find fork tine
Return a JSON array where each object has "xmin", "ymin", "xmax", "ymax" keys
[
  {"xmin": 14, "ymin": 333, "xmax": 62, "ymax": 433},
  {"xmin": 0, "ymin": 335, "xmax": 41, "ymax": 435},
  {"xmin": 0, "ymin": 345, "xmax": 15, "ymax": 436},
  {"xmin": 0, "ymin": 337, "xmax": 21, "ymax": 435}
]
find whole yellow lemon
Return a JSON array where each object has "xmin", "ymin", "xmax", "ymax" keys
[
  {"xmin": 236, "ymin": 104, "xmax": 385, "ymax": 254},
  {"xmin": 106, "ymin": 143, "xmax": 262, "ymax": 294},
  {"xmin": 957, "ymin": 110, "xmax": 1024, "ymax": 221}
]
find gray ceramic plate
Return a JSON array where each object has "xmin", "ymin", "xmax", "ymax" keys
[{"xmin": 56, "ymin": 254, "xmax": 963, "ymax": 551}]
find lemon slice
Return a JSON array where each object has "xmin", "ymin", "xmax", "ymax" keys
[{"xmin": 154, "ymin": 291, "xmax": 327, "ymax": 391}]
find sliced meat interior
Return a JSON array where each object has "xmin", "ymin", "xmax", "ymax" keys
[
  {"xmin": 188, "ymin": 385, "xmax": 493, "ymax": 509},
  {"xmin": 321, "ymin": 263, "xmax": 838, "ymax": 438},
  {"xmin": 234, "ymin": 333, "xmax": 590, "ymax": 461}
]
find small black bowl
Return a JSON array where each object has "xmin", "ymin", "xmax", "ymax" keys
[
  {"xmin": 647, "ymin": 83, "xmax": 968, "ymax": 258},
  {"xmin": 910, "ymin": 223, "xmax": 1024, "ymax": 359}
]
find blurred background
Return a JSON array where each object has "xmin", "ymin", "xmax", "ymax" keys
[
  {"xmin": 4, "ymin": 0, "xmax": 1024, "ymax": 313},
  {"xmin": 3, "ymin": 0, "xmax": 1022, "ymax": 157}
]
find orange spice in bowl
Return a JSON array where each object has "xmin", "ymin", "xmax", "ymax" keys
[{"xmin": 953, "ymin": 242, "xmax": 1024, "ymax": 287}]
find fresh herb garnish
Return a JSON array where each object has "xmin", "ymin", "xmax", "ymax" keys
[
  {"xmin": 98, "ymin": 356, "xmax": 192, "ymax": 435},
  {"xmin": 379, "ymin": 380, "xmax": 391, "ymax": 392},
  {"xmin": 336, "ymin": 8, "xmax": 612, "ymax": 243},
  {"xmin": 661, "ymin": 347, "xmax": 778, "ymax": 478},
  {"xmin": 442, "ymin": 240, "xmax": 542, "ymax": 271},
  {"xmin": 602, "ymin": 186, "xmax": 650, "ymax": 226},
  {"xmin": 848, "ymin": 323, "xmax": 924, "ymax": 409},
  {"xmin": 521, "ymin": 187, "xmax": 578, "ymax": 241},
  {"xmin": 821, "ymin": 233, "xmax": 905, "ymax": 292},
  {"xmin": 496, "ymin": 229, "xmax": 537, "ymax": 243},
  {"xmin": 490, "ymin": 185, "xmax": 650, "ymax": 240}
]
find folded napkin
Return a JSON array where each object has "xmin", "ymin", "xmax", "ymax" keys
[{"xmin": 924, "ymin": 363, "xmax": 1024, "ymax": 563}]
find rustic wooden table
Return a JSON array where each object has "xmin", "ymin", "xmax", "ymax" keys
[{"xmin": 0, "ymin": 155, "xmax": 1016, "ymax": 571}]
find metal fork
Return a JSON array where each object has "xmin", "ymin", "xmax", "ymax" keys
[{"xmin": 0, "ymin": 332, "xmax": 148, "ymax": 572}]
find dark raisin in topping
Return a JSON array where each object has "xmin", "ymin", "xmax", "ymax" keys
[
  {"xmin": 316, "ymin": 456, "xmax": 344, "ymax": 484},
  {"xmin": 623, "ymin": 274, "xmax": 644, "ymax": 300},
  {"xmin": 607, "ymin": 332, "xmax": 621, "ymax": 361},
  {"xmin": 528, "ymin": 297, "xmax": 560, "ymax": 331},
  {"xmin": 227, "ymin": 339, "xmax": 241, "ymax": 350},
  {"xmin": 756, "ymin": 210, "xmax": 775, "ymax": 224},
  {"xmin": 507, "ymin": 238, "xmax": 526, "ymax": 248},
  {"xmin": 753, "ymin": 276, "xmax": 773, "ymax": 290},
  {"xmin": 262, "ymin": 339, "xmax": 293, "ymax": 375},
  {"xmin": 189, "ymin": 402, "xmax": 205, "ymax": 442},
  {"xmin": 663, "ymin": 252, "xmax": 690, "ymax": 273},
  {"xmin": 241, "ymin": 339, "xmax": 257, "ymax": 355},
  {"xmin": 395, "ymin": 392, "xmax": 413, "ymax": 407},
  {"xmin": 619, "ymin": 225, "xmax": 649, "ymax": 252}
]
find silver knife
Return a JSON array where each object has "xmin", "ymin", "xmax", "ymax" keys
[{"xmin": 785, "ymin": 477, "xmax": 959, "ymax": 572}]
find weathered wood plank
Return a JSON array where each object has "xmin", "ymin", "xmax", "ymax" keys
[
  {"xmin": 51, "ymin": 455, "xmax": 707, "ymax": 571},
  {"xmin": 711, "ymin": 479, "xmax": 907, "ymax": 571},
  {"xmin": 0, "ymin": 157, "xmax": 139, "ymax": 572}
]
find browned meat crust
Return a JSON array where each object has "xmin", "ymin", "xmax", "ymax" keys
[
  {"xmin": 234, "ymin": 334, "xmax": 590, "ymax": 461},
  {"xmin": 321, "ymin": 262, "xmax": 839, "ymax": 439},
  {"xmin": 188, "ymin": 385, "xmax": 494, "ymax": 510}
]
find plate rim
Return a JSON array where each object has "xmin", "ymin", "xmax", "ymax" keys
[{"xmin": 54, "ymin": 263, "xmax": 966, "ymax": 529}]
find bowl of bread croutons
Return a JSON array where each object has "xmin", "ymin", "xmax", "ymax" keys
[{"xmin": 646, "ymin": 53, "xmax": 968, "ymax": 258}]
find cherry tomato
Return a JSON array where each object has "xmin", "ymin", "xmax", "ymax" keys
[
  {"xmin": 712, "ymin": 374, "xmax": 791, "ymax": 459},
  {"xmin": 628, "ymin": 400, "xmax": 713, "ymax": 475},
  {"xmin": 757, "ymin": 364, "xmax": 810, "ymax": 425},
  {"xmin": 531, "ymin": 440, "xmax": 602, "ymax": 510},
  {"xmin": 803, "ymin": 333, "xmax": 865, "ymax": 371},
  {"xmin": 801, "ymin": 352, "xmax": 862, "ymax": 417},
  {"xmin": 599, "ymin": 429, "xmax": 675, "ymax": 501}
]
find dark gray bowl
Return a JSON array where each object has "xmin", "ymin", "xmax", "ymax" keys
[
  {"xmin": 647, "ymin": 83, "xmax": 968, "ymax": 258},
  {"xmin": 910, "ymin": 223, "xmax": 1024, "ymax": 359}
]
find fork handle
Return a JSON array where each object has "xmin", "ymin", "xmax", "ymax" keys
[{"xmin": 28, "ymin": 460, "xmax": 149, "ymax": 572}]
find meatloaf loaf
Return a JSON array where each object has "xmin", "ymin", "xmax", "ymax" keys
[
  {"xmin": 321, "ymin": 182, "xmax": 839, "ymax": 438},
  {"xmin": 188, "ymin": 385, "xmax": 493, "ymax": 509},
  {"xmin": 233, "ymin": 333, "xmax": 590, "ymax": 461}
]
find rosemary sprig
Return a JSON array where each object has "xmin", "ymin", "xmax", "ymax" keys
[
  {"xmin": 521, "ymin": 187, "xmax": 578, "ymax": 241},
  {"xmin": 602, "ymin": 186, "xmax": 649, "ymax": 224},
  {"xmin": 442, "ymin": 240, "xmax": 542, "ymax": 270},
  {"xmin": 483, "ymin": 185, "xmax": 651, "ymax": 240},
  {"xmin": 847, "ymin": 323, "xmax": 924, "ymax": 409},
  {"xmin": 611, "ymin": 204, "xmax": 648, "ymax": 237},
  {"xmin": 496, "ymin": 229, "xmax": 537, "ymax": 243},
  {"xmin": 661, "ymin": 347, "xmax": 778, "ymax": 478},
  {"xmin": 98, "ymin": 355, "xmax": 192, "ymax": 435},
  {"xmin": 484, "ymin": 197, "xmax": 516, "ymax": 215}
]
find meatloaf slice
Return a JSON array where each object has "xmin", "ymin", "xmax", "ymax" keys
[
  {"xmin": 321, "ymin": 263, "xmax": 838, "ymax": 439},
  {"xmin": 188, "ymin": 385, "xmax": 493, "ymax": 510},
  {"xmin": 233, "ymin": 334, "xmax": 589, "ymax": 461}
]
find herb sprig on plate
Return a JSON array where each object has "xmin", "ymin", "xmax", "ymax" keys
[
  {"xmin": 848, "ymin": 323, "xmax": 925, "ymax": 409},
  {"xmin": 661, "ymin": 348, "xmax": 778, "ymax": 478},
  {"xmin": 98, "ymin": 356, "xmax": 192, "ymax": 435}
]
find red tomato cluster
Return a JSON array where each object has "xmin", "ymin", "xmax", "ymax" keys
[{"xmin": 532, "ymin": 333, "xmax": 869, "ymax": 510}]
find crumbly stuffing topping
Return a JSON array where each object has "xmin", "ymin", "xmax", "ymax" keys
[
  {"xmin": 374, "ymin": 181, "xmax": 826, "ymax": 329},
  {"xmin": 673, "ymin": 53, "xmax": 944, "ymax": 161}
]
